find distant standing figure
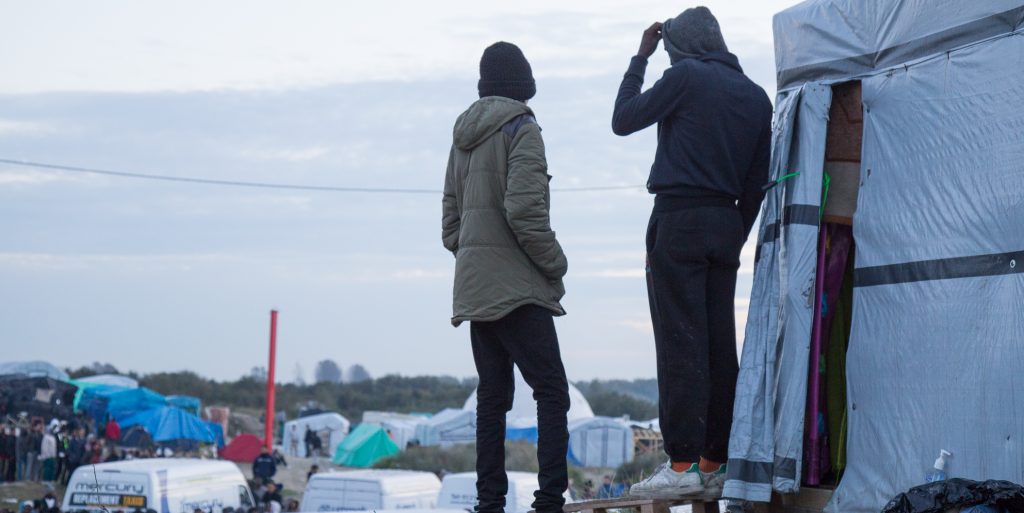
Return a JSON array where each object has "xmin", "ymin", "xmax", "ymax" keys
[
  {"xmin": 309, "ymin": 431, "xmax": 322, "ymax": 458},
  {"xmin": 252, "ymin": 446, "xmax": 277, "ymax": 482},
  {"xmin": 288, "ymin": 426, "xmax": 298, "ymax": 456},
  {"xmin": 307, "ymin": 464, "xmax": 319, "ymax": 482},
  {"xmin": 105, "ymin": 417, "xmax": 122, "ymax": 442},
  {"xmin": 303, "ymin": 427, "xmax": 315, "ymax": 457}
]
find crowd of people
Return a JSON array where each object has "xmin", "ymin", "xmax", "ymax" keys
[{"xmin": 0, "ymin": 414, "xmax": 171, "ymax": 487}]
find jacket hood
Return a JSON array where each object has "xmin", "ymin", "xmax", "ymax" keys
[{"xmin": 453, "ymin": 97, "xmax": 532, "ymax": 150}]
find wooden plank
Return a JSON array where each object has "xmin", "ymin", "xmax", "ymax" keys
[{"xmin": 560, "ymin": 496, "xmax": 721, "ymax": 513}]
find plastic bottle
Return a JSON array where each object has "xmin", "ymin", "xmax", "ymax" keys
[{"xmin": 925, "ymin": 449, "xmax": 952, "ymax": 483}]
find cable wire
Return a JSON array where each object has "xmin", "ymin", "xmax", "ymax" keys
[{"xmin": 0, "ymin": 158, "xmax": 644, "ymax": 194}]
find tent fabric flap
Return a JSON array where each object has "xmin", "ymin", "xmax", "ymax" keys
[
  {"xmin": 773, "ymin": 0, "xmax": 1024, "ymax": 90},
  {"xmin": 826, "ymin": 31, "xmax": 1024, "ymax": 513},
  {"xmin": 724, "ymin": 83, "xmax": 831, "ymax": 502},
  {"xmin": 118, "ymin": 405, "xmax": 217, "ymax": 444}
]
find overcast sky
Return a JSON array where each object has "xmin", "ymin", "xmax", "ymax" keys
[{"xmin": 0, "ymin": 1, "xmax": 793, "ymax": 382}]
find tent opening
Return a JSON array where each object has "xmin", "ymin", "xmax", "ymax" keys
[{"xmin": 803, "ymin": 80, "xmax": 862, "ymax": 489}]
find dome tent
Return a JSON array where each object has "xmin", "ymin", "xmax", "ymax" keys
[
  {"xmin": 567, "ymin": 417, "xmax": 634, "ymax": 468},
  {"xmin": 220, "ymin": 433, "xmax": 264, "ymax": 462},
  {"xmin": 414, "ymin": 408, "xmax": 476, "ymax": 447},
  {"xmin": 463, "ymin": 368, "xmax": 594, "ymax": 442},
  {"xmin": 282, "ymin": 412, "xmax": 350, "ymax": 458},
  {"xmin": 332, "ymin": 423, "xmax": 400, "ymax": 468}
]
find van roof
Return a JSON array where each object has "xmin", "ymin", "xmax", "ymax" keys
[
  {"xmin": 310, "ymin": 469, "xmax": 441, "ymax": 494},
  {"xmin": 77, "ymin": 458, "xmax": 242, "ymax": 476},
  {"xmin": 443, "ymin": 471, "xmax": 537, "ymax": 482}
]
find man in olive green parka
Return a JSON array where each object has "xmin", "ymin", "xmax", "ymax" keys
[{"xmin": 441, "ymin": 41, "xmax": 571, "ymax": 513}]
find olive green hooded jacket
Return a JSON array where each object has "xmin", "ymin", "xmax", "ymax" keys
[{"xmin": 442, "ymin": 97, "xmax": 567, "ymax": 326}]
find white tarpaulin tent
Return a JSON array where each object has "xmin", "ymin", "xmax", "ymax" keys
[
  {"xmin": 462, "ymin": 368, "xmax": 594, "ymax": 433},
  {"xmin": 283, "ymin": 412, "xmax": 350, "ymax": 458},
  {"xmin": 77, "ymin": 374, "xmax": 139, "ymax": 389},
  {"xmin": 415, "ymin": 408, "xmax": 477, "ymax": 447},
  {"xmin": 725, "ymin": 2, "xmax": 1024, "ymax": 512},
  {"xmin": 567, "ymin": 417, "xmax": 634, "ymax": 469},
  {"xmin": 0, "ymin": 361, "xmax": 69, "ymax": 381},
  {"xmin": 362, "ymin": 411, "xmax": 427, "ymax": 450}
]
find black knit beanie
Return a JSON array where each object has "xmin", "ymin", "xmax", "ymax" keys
[{"xmin": 478, "ymin": 42, "xmax": 536, "ymax": 102}]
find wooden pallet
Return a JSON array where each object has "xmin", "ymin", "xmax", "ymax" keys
[{"xmin": 558, "ymin": 495, "xmax": 722, "ymax": 513}]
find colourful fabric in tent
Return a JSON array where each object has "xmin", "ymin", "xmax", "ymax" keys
[
  {"xmin": 118, "ymin": 406, "xmax": 216, "ymax": 444},
  {"xmin": 220, "ymin": 433, "xmax": 265, "ymax": 462},
  {"xmin": 332, "ymin": 424, "xmax": 399, "ymax": 468},
  {"xmin": 168, "ymin": 395, "xmax": 202, "ymax": 416}
]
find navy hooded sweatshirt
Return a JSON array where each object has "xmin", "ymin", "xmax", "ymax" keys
[{"xmin": 612, "ymin": 52, "xmax": 773, "ymax": 237}]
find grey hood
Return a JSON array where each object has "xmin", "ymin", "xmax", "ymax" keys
[{"xmin": 453, "ymin": 96, "xmax": 532, "ymax": 150}]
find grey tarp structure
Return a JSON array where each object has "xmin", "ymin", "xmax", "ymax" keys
[
  {"xmin": 726, "ymin": 84, "xmax": 830, "ymax": 500},
  {"xmin": 725, "ymin": 2, "xmax": 1024, "ymax": 513}
]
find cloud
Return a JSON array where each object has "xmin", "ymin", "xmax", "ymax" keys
[
  {"xmin": 0, "ymin": 119, "xmax": 56, "ymax": 136},
  {"xmin": 577, "ymin": 268, "xmax": 645, "ymax": 279},
  {"xmin": 0, "ymin": 169, "xmax": 84, "ymax": 187},
  {"xmin": 238, "ymin": 145, "xmax": 330, "ymax": 162}
]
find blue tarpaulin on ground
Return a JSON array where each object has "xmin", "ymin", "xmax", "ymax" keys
[{"xmin": 117, "ymin": 406, "xmax": 215, "ymax": 444}]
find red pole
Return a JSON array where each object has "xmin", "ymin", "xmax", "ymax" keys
[{"xmin": 265, "ymin": 309, "xmax": 278, "ymax": 451}]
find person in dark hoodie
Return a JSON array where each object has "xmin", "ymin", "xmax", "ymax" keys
[
  {"xmin": 612, "ymin": 7, "xmax": 773, "ymax": 499},
  {"xmin": 441, "ymin": 42, "xmax": 570, "ymax": 513}
]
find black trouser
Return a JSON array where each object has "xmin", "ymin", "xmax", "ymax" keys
[
  {"xmin": 470, "ymin": 305, "xmax": 569, "ymax": 513},
  {"xmin": 646, "ymin": 198, "xmax": 743, "ymax": 463}
]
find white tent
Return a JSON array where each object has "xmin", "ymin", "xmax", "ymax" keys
[
  {"xmin": 567, "ymin": 417, "xmax": 634, "ymax": 469},
  {"xmin": 77, "ymin": 374, "xmax": 139, "ymax": 389},
  {"xmin": 362, "ymin": 411, "xmax": 427, "ymax": 450},
  {"xmin": 283, "ymin": 412, "xmax": 350, "ymax": 458},
  {"xmin": 415, "ymin": 408, "xmax": 476, "ymax": 447},
  {"xmin": 462, "ymin": 369, "xmax": 594, "ymax": 430},
  {"xmin": 0, "ymin": 361, "xmax": 69, "ymax": 381}
]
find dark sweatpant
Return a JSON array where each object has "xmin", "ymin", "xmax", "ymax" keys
[
  {"xmin": 646, "ymin": 198, "xmax": 743, "ymax": 463},
  {"xmin": 470, "ymin": 305, "xmax": 570, "ymax": 513}
]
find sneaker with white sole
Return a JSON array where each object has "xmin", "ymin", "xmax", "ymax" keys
[
  {"xmin": 700, "ymin": 464, "xmax": 727, "ymax": 497},
  {"xmin": 629, "ymin": 462, "xmax": 704, "ymax": 499}
]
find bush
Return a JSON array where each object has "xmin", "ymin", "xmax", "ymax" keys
[{"xmin": 373, "ymin": 441, "xmax": 540, "ymax": 474}]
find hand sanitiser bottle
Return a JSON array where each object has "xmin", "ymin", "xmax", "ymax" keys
[{"xmin": 926, "ymin": 450, "xmax": 952, "ymax": 482}]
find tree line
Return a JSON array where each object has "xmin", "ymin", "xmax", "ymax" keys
[{"xmin": 67, "ymin": 365, "xmax": 658, "ymax": 422}]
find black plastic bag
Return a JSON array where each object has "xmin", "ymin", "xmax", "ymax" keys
[{"xmin": 881, "ymin": 478, "xmax": 1024, "ymax": 513}]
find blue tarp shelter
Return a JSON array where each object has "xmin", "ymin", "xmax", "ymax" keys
[
  {"xmin": 167, "ymin": 395, "xmax": 201, "ymax": 416},
  {"xmin": 204, "ymin": 420, "xmax": 225, "ymax": 448},
  {"xmin": 79, "ymin": 387, "xmax": 167, "ymax": 424},
  {"xmin": 119, "ymin": 406, "xmax": 217, "ymax": 444}
]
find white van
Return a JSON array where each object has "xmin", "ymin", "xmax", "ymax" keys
[
  {"xmin": 300, "ymin": 470, "xmax": 441, "ymax": 511},
  {"xmin": 437, "ymin": 472, "xmax": 572, "ymax": 513},
  {"xmin": 63, "ymin": 458, "xmax": 255, "ymax": 513}
]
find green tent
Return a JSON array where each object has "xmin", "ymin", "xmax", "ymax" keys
[{"xmin": 332, "ymin": 424, "xmax": 400, "ymax": 468}]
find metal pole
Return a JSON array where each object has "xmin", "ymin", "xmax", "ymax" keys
[{"xmin": 265, "ymin": 309, "xmax": 278, "ymax": 450}]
